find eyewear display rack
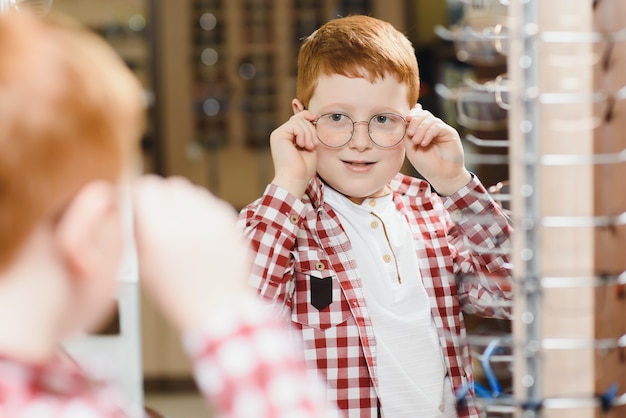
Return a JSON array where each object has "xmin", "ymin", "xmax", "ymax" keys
[
  {"xmin": 438, "ymin": 0, "xmax": 626, "ymax": 415},
  {"xmin": 434, "ymin": 1, "xmax": 514, "ymax": 413},
  {"xmin": 508, "ymin": 0, "xmax": 626, "ymax": 417}
]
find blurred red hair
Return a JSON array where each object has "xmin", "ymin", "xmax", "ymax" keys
[{"xmin": 0, "ymin": 12, "xmax": 145, "ymax": 270}]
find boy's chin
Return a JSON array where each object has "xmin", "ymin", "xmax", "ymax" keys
[{"xmin": 320, "ymin": 177, "xmax": 382, "ymax": 199}]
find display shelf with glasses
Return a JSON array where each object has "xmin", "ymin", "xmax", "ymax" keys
[
  {"xmin": 192, "ymin": 0, "xmax": 228, "ymax": 154},
  {"xmin": 53, "ymin": 0, "xmax": 157, "ymax": 173},
  {"xmin": 435, "ymin": 0, "xmax": 509, "ymax": 188},
  {"xmin": 432, "ymin": 2, "xmax": 515, "ymax": 415}
]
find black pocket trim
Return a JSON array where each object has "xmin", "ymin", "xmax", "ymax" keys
[{"xmin": 310, "ymin": 276, "xmax": 333, "ymax": 311}]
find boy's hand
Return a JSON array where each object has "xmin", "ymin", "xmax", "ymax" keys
[
  {"xmin": 269, "ymin": 110, "xmax": 319, "ymax": 198},
  {"xmin": 132, "ymin": 175, "xmax": 254, "ymax": 333},
  {"xmin": 404, "ymin": 104, "xmax": 472, "ymax": 196}
]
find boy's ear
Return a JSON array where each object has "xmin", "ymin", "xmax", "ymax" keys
[
  {"xmin": 54, "ymin": 181, "xmax": 119, "ymax": 281},
  {"xmin": 292, "ymin": 98, "xmax": 305, "ymax": 115}
]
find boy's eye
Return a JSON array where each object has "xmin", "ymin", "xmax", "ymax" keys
[
  {"xmin": 373, "ymin": 114, "xmax": 392, "ymax": 124},
  {"xmin": 330, "ymin": 113, "xmax": 347, "ymax": 122}
]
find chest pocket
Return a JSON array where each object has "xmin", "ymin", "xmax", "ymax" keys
[{"xmin": 292, "ymin": 258, "xmax": 351, "ymax": 330}]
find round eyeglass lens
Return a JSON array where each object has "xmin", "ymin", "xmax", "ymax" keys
[
  {"xmin": 315, "ymin": 113, "xmax": 353, "ymax": 148},
  {"xmin": 368, "ymin": 113, "xmax": 406, "ymax": 147}
]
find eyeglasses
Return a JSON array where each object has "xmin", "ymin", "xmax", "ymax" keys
[
  {"xmin": 312, "ymin": 113, "xmax": 407, "ymax": 149},
  {"xmin": 435, "ymin": 83, "xmax": 509, "ymax": 132},
  {"xmin": 434, "ymin": 13, "xmax": 508, "ymax": 67}
]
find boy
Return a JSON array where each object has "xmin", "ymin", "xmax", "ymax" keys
[
  {"xmin": 238, "ymin": 15, "xmax": 513, "ymax": 418},
  {"xmin": 0, "ymin": 11, "xmax": 338, "ymax": 418}
]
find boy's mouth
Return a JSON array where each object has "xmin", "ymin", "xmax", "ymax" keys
[
  {"xmin": 343, "ymin": 160, "xmax": 374, "ymax": 167},
  {"xmin": 342, "ymin": 159, "xmax": 376, "ymax": 172}
]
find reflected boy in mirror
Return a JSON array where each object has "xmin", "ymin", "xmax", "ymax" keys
[{"xmin": 239, "ymin": 15, "xmax": 513, "ymax": 418}]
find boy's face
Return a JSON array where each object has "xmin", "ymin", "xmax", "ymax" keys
[{"xmin": 307, "ymin": 74, "xmax": 410, "ymax": 203}]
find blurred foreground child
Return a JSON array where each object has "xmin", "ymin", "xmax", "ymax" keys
[{"xmin": 0, "ymin": 11, "xmax": 337, "ymax": 418}]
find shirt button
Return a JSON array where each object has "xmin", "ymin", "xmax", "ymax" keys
[
  {"xmin": 370, "ymin": 220, "xmax": 379, "ymax": 229},
  {"xmin": 382, "ymin": 254, "xmax": 392, "ymax": 263},
  {"xmin": 289, "ymin": 214, "xmax": 299, "ymax": 224},
  {"xmin": 369, "ymin": 199, "xmax": 376, "ymax": 207},
  {"xmin": 315, "ymin": 262, "xmax": 325, "ymax": 271}
]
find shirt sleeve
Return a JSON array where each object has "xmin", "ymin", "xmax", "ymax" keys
[
  {"xmin": 443, "ymin": 174, "xmax": 514, "ymax": 318},
  {"xmin": 182, "ymin": 299, "xmax": 341, "ymax": 418},
  {"xmin": 236, "ymin": 184, "xmax": 308, "ymax": 311}
]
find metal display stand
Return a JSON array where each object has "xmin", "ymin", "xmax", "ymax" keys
[{"xmin": 508, "ymin": 0, "xmax": 542, "ymax": 415}]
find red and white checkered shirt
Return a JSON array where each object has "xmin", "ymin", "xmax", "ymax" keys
[
  {"xmin": 238, "ymin": 173, "xmax": 513, "ymax": 418},
  {"xmin": 0, "ymin": 301, "xmax": 339, "ymax": 418}
]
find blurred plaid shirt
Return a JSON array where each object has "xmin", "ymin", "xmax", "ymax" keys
[{"xmin": 0, "ymin": 302, "xmax": 338, "ymax": 418}]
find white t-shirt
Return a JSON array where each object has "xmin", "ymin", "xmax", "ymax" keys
[{"xmin": 325, "ymin": 186, "xmax": 457, "ymax": 417}]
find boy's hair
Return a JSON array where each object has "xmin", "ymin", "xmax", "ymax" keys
[
  {"xmin": 0, "ymin": 12, "xmax": 145, "ymax": 271},
  {"xmin": 296, "ymin": 15, "xmax": 420, "ymax": 108}
]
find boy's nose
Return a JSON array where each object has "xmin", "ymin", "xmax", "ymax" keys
[{"xmin": 349, "ymin": 121, "xmax": 372, "ymax": 150}]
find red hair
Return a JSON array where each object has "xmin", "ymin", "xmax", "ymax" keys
[
  {"xmin": 296, "ymin": 15, "xmax": 420, "ymax": 108},
  {"xmin": 0, "ymin": 12, "xmax": 145, "ymax": 270}
]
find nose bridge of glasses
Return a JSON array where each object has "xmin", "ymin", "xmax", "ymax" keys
[
  {"xmin": 353, "ymin": 119, "xmax": 371, "ymax": 129},
  {"xmin": 350, "ymin": 120, "xmax": 373, "ymax": 141},
  {"xmin": 349, "ymin": 120, "xmax": 373, "ymax": 149}
]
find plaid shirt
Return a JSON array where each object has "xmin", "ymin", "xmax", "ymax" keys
[
  {"xmin": 238, "ymin": 173, "xmax": 513, "ymax": 418},
  {"xmin": 0, "ymin": 302, "xmax": 338, "ymax": 418}
]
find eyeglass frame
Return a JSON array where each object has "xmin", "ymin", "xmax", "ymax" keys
[{"xmin": 311, "ymin": 112, "xmax": 408, "ymax": 149}]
